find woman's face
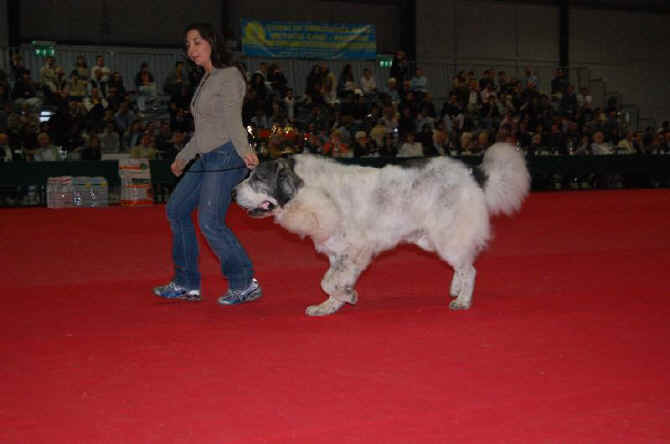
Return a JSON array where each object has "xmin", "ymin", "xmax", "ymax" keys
[{"xmin": 186, "ymin": 30, "xmax": 212, "ymax": 68}]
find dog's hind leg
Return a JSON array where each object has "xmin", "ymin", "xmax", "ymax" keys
[
  {"xmin": 306, "ymin": 250, "xmax": 371, "ymax": 316},
  {"xmin": 449, "ymin": 264, "xmax": 476, "ymax": 310}
]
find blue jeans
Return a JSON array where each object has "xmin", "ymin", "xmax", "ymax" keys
[{"xmin": 166, "ymin": 143, "xmax": 253, "ymax": 291}]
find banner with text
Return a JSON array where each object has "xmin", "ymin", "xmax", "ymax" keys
[{"xmin": 241, "ymin": 19, "xmax": 376, "ymax": 60}]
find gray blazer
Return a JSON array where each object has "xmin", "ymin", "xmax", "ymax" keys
[{"xmin": 176, "ymin": 66, "xmax": 253, "ymax": 163}]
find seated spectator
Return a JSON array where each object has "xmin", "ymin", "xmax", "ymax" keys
[
  {"xmin": 114, "ymin": 101, "xmax": 136, "ymax": 136},
  {"xmin": 283, "ymin": 88, "xmax": 295, "ymax": 122},
  {"xmin": 632, "ymin": 131, "xmax": 644, "ymax": 153},
  {"xmin": 616, "ymin": 130, "xmax": 636, "ymax": 155},
  {"xmin": 163, "ymin": 61, "xmax": 191, "ymax": 97},
  {"xmin": 83, "ymin": 87, "xmax": 108, "ymax": 120},
  {"xmin": 130, "ymin": 131, "xmax": 158, "ymax": 159},
  {"xmin": 100, "ymin": 122, "xmax": 121, "ymax": 154},
  {"xmin": 664, "ymin": 130, "xmax": 670, "ymax": 153},
  {"xmin": 74, "ymin": 55, "xmax": 90, "ymax": 80},
  {"xmin": 107, "ymin": 72, "xmax": 126, "ymax": 97},
  {"xmin": 105, "ymin": 86, "xmax": 123, "ymax": 112},
  {"xmin": 397, "ymin": 105, "xmax": 415, "ymax": 139},
  {"xmin": 33, "ymin": 132, "xmax": 63, "ymax": 161},
  {"xmin": 409, "ymin": 67, "xmax": 428, "ymax": 96},
  {"xmin": 154, "ymin": 120, "xmax": 173, "ymax": 153},
  {"xmin": 551, "ymin": 68, "xmax": 568, "ymax": 97},
  {"xmin": 360, "ymin": 68, "xmax": 377, "ymax": 96},
  {"xmin": 158, "ymin": 130, "xmax": 188, "ymax": 161},
  {"xmin": 0, "ymin": 132, "xmax": 12, "ymax": 162},
  {"xmin": 472, "ymin": 131, "xmax": 490, "ymax": 154},
  {"xmin": 308, "ymin": 105, "xmax": 329, "ymax": 132},
  {"xmin": 337, "ymin": 64, "xmax": 356, "ymax": 98},
  {"xmin": 397, "ymin": 131, "xmax": 423, "ymax": 158},
  {"xmin": 527, "ymin": 133, "xmax": 544, "ymax": 156},
  {"xmin": 135, "ymin": 62, "xmax": 156, "ymax": 91},
  {"xmin": 417, "ymin": 123, "xmax": 438, "ymax": 156},
  {"xmin": 459, "ymin": 132, "xmax": 474, "ymax": 155},
  {"xmin": 90, "ymin": 68, "xmax": 108, "ymax": 97},
  {"xmin": 523, "ymin": 66, "xmax": 538, "ymax": 90},
  {"xmin": 480, "ymin": 94, "xmax": 501, "ymax": 130},
  {"xmin": 320, "ymin": 63, "xmax": 337, "ymax": 104},
  {"xmin": 590, "ymin": 130, "xmax": 613, "ymax": 155},
  {"xmin": 135, "ymin": 62, "xmax": 157, "ymax": 111},
  {"xmin": 415, "ymin": 106, "xmax": 435, "ymax": 134},
  {"xmin": 269, "ymin": 100, "xmax": 286, "ymax": 127},
  {"xmin": 171, "ymin": 108, "xmax": 192, "ymax": 133},
  {"xmin": 420, "ymin": 93, "xmax": 437, "ymax": 118},
  {"xmin": 10, "ymin": 53, "xmax": 29, "ymax": 82},
  {"xmin": 75, "ymin": 134, "xmax": 102, "ymax": 160},
  {"xmin": 68, "ymin": 71, "xmax": 88, "ymax": 101},
  {"xmin": 353, "ymin": 130, "xmax": 377, "ymax": 157},
  {"xmin": 0, "ymin": 85, "xmax": 10, "ymax": 111},
  {"xmin": 379, "ymin": 132, "xmax": 398, "ymax": 157},
  {"xmin": 12, "ymin": 70, "xmax": 41, "ymax": 109},
  {"xmin": 305, "ymin": 64, "xmax": 323, "ymax": 101},
  {"xmin": 385, "ymin": 77, "xmax": 401, "ymax": 105},
  {"xmin": 440, "ymin": 94, "xmax": 464, "ymax": 132},
  {"xmin": 644, "ymin": 132, "xmax": 664, "ymax": 154},
  {"xmin": 250, "ymin": 72, "xmax": 268, "ymax": 102},
  {"xmin": 433, "ymin": 122, "xmax": 452, "ymax": 155},
  {"xmin": 254, "ymin": 62, "xmax": 269, "ymax": 82},
  {"xmin": 39, "ymin": 56, "xmax": 60, "ymax": 98},
  {"xmin": 466, "ymin": 79, "xmax": 480, "ymax": 114},
  {"xmin": 267, "ymin": 63, "xmax": 288, "ymax": 98},
  {"xmin": 251, "ymin": 108, "xmax": 270, "ymax": 129},
  {"xmin": 547, "ymin": 123, "xmax": 566, "ymax": 153},
  {"xmin": 380, "ymin": 105, "xmax": 398, "ymax": 134},
  {"xmin": 126, "ymin": 120, "xmax": 146, "ymax": 149},
  {"xmin": 369, "ymin": 120, "xmax": 386, "ymax": 148},
  {"xmin": 91, "ymin": 56, "xmax": 111, "ymax": 84},
  {"xmin": 322, "ymin": 129, "xmax": 352, "ymax": 158}
]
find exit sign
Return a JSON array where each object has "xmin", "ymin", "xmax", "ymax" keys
[{"xmin": 32, "ymin": 40, "xmax": 56, "ymax": 57}]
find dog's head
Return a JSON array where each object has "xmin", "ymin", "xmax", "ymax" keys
[{"xmin": 234, "ymin": 157, "xmax": 304, "ymax": 218}]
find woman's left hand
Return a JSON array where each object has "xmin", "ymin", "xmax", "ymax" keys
[{"xmin": 243, "ymin": 153, "xmax": 259, "ymax": 169}]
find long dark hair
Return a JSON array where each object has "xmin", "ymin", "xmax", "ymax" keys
[{"xmin": 184, "ymin": 23, "xmax": 234, "ymax": 69}]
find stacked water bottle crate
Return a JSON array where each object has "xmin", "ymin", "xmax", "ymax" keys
[
  {"xmin": 47, "ymin": 176, "xmax": 109, "ymax": 208},
  {"xmin": 46, "ymin": 176, "xmax": 74, "ymax": 208},
  {"xmin": 73, "ymin": 177, "xmax": 109, "ymax": 207}
]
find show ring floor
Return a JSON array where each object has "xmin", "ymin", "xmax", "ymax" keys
[{"xmin": 2, "ymin": 189, "xmax": 669, "ymax": 443}]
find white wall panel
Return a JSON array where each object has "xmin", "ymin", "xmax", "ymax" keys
[
  {"xmin": 517, "ymin": 4, "xmax": 559, "ymax": 61},
  {"xmin": 570, "ymin": 8, "xmax": 670, "ymax": 123},
  {"xmin": 0, "ymin": 0, "xmax": 8, "ymax": 47},
  {"xmin": 454, "ymin": 1, "xmax": 518, "ymax": 61}
]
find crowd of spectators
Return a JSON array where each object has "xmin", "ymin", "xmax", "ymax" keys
[
  {"xmin": 240, "ymin": 52, "xmax": 670, "ymax": 160},
  {"xmin": 2, "ymin": 49, "xmax": 670, "ymax": 169},
  {"xmin": 0, "ymin": 53, "xmax": 198, "ymax": 163}
]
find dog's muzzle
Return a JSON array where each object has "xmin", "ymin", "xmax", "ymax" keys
[{"xmin": 247, "ymin": 201, "xmax": 276, "ymax": 218}]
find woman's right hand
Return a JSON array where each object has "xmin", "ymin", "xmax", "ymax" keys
[{"xmin": 171, "ymin": 159, "xmax": 187, "ymax": 176}]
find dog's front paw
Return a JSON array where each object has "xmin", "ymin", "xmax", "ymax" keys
[
  {"xmin": 449, "ymin": 300, "xmax": 471, "ymax": 311},
  {"xmin": 305, "ymin": 296, "xmax": 346, "ymax": 316}
]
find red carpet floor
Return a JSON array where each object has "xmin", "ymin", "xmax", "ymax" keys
[{"xmin": 1, "ymin": 190, "xmax": 669, "ymax": 443}]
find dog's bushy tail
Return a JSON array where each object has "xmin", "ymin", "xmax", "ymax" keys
[{"xmin": 480, "ymin": 143, "xmax": 531, "ymax": 216}]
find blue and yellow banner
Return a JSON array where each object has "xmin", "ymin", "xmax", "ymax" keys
[{"xmin": 242, "ymin": 19, "xmax": 376, "ymax": 60}]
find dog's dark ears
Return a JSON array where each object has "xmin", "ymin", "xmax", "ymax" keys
[{"xmin": 276, "ymin": 157, "xmax": 304, "ymax": 207}]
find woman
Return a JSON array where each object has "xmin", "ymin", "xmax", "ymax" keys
[
  {"xmin": 78, "ymin": 134, "xmax": 102, "ymax": 160},
  {"xmin": 75, "ymin": 55, "xmax": 90, "ymax": 80},
  {"xmin": 154, "ymin": 23, "xmax": 261, "ymax": 305}
]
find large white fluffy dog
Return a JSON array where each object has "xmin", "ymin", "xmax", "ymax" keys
[{"xmin": 234, "ymin": 143, "xmax": 530, "ymax": 316}]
